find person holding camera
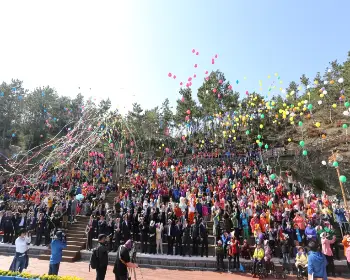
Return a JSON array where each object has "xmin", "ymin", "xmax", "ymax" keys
[
  {"xmin": 113, "ymin": 239, "xmax": 138, "ymax": 280},
  {"xmin": 48, "ymin": 231, "xmax": 67, "ymax": 275}
]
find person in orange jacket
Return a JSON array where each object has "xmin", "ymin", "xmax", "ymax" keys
[{"xmin": 259, "ymin": 213, "xmax": 268, "ymax": 233}]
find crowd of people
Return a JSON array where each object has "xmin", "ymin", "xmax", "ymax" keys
[{"xmin": 1, "ymin": 147, "xmax": 350, "ymax": 279}]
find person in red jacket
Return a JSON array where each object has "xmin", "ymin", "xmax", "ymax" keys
[{"xmin": 227, "ymin": 236, "xmax": 240, "ymax": 273}]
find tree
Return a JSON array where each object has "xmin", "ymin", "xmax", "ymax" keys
[{"xmin": 286, "ymin": 81, "xmax": 299, "ymax": 100}]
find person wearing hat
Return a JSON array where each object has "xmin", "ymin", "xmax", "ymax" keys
[
  {"xmin": 113, "ymin": 239, "xmax": 138, "ymax": 280},
  {"xmin": 48, "ymin": 231, "xmax": 67, "ymax": 275},
  {"xmin": 95, "ymin": 234, "xmax": 109, "ymax": 280}
]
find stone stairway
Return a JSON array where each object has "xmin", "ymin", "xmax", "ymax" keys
[
  {"xmin": 38, "ymin": 215, "xmax": 90, "ymax": 262},
  {"xmin": 38, "ymin": 191, "xmax": 118, "ymax": 262}
]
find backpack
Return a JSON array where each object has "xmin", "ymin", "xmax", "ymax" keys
[{"xmin": 89, "ymin": 248, "xmax": 99, "ymax": 270}]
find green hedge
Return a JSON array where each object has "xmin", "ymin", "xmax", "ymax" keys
[{"xmin": 0, "ymin": 271, "xmax": 82, "ymax": 280}]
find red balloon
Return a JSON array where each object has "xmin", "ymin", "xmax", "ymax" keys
[
  {"xmin": 185, "ymin": 115, "xmax": 190, "ymax": 121},
  {"xmin": 186, "ymin": 109, "xmax": 191, "ymax": 115},
  {"xmin": 213, "ymin": 88, "xmax": 217, "ymax": 93},
  {"xmin": 228, "ymin": 85, "xmax": 232, "ymax": 90},
  {"xmin": 219, "ymin": 80, "xmax": 223, "ymax": 84},
  {"xmin": 218, "ymin": 94, "xmax": 221, "ymax": 98},
  {"xmin": 182, "ymin": 135, "xmax": 186, "ymax": 141},
  {"xmin": 168, "ymin": 73, "xmax": 172, "ymax": 77}
]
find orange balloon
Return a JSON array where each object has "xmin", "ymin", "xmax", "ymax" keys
[
  {"xmin": 330, "ymin": 80, "xmax": 335, "ymax": 84},
  {"xmin": 322, "ymin": 134, "xmax": 326, "ymax": 139},
  {"xmin": 306, "ymin": 114, "xmax": 311, "ymax": 119}
]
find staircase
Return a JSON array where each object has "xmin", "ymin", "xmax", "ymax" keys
[
  {"xmin": 38, "ymin": 191, "xmax": 118, "ymax": 262},
  {"xmin": 38, "ymin": 215, "xmax": 90, "ymax": 262}
]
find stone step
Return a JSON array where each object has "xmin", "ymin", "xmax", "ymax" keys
[
  {"xmin": 66, "ymin": 240, "xmax": 86, "ymax": 248},
  {"xmin": 38, "ymin": 255, "xmax": 76, "ymax": 262},
  {"xmin": 62, "ymin": 250, "xmax": 80, "ymax": 257}
]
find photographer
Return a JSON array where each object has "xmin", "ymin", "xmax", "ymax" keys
[
  {"xmin": 48, "ymin": 231, "xmax": 67, "ymax": 275},
  {"xmin": 113, "ymin": 239, "xmax": 138, "ymax": 280}
]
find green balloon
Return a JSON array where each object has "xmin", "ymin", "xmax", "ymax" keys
[
  {"xmin": 333, "ymin": 161, "xmax": 339, "ymax": 167},
  {"xmin": 267, "ymin": 201, "xmax": 272, "ymax": 207},
  {"xmin": 270, "ymin": 174, "xmax": 276, "ymax": 180},
  {"xmin": 299, "ymin": 140, "xmax": 305, "ymax": 147},
  {"xmin": 307, "ymin": 104, "xmax": 313, "ymax": 110},
  {"xmin": 343, "ymin": 124, "xmax": 348, "ymax": 129},
  {"xmin": 257, "ymin": 135, "xmax": 262, "ymax": 139},
  {"xmin": 339, "ymin": 175, "xmax": 347, "ymax": 183},
  {"xmin": 246, "ymin": 130, "xmax": 250, "ymax": 135},
  {"xmin": 260, "ymin": 114, "xmax": 265, "ymax": 119},
  {"xmin": 345, "ymin": 101, "xmax": 350, "ymax": 108},
  {"xmin": 264, "ymin": 144, "xmax": 269, "ymax": 149},
  {"xmin": 302, "ymin": 150, "xmax": 308, "ymax": 156},
  {"xmin": 258, "ymin": 142, "xmax": 263, "ymax": 147},
  {"xmin": 298, "ymin": 121, "xmax": 303, "ymax": 126}
]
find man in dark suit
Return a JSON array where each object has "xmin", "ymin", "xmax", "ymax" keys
[
  {"xmin": 3, "ymin": 211, "xmax": 14, "ymax": 244},
  {"xmin": 35, "ymin": 212, "xmax": 46, "ymax": 246},
  {"xmin": 191, "ymin": 218, "xmax": 200, "ymax": 256},
  {"xmin": 113, "ymin": 217, "xmax": 122, "ymax": 252},
  {"xmin": 121, "ymin": 214, "xmax": 131, "ymax": 242},
  {"xmin": 199, "ymin": 218, "xmax": 209, "ymax": 257},
  {"xmin": 164, "ymin": 219, "xmax": 175, "ymax": 255},
  {"xmin": 175, "ymin": 220, "xmax": 183, "ymax": 255}
]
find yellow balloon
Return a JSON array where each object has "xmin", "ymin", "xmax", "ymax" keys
[
  {"xmin": 256, "ymin": 140, "xmax": 260, "ymax": 144},
  {"xmin": 320, "ymin": 93, "xmax": 324, "ymax": 98},
  {"xmin": 290, "ymin": 121, "xmax": 294, "ymax": 125},
  {"xmin": 162, "ymin": 143, "xmax": 164, "ymax": 147},
  {"xmin": 332, "ymin": 104, "xmax": 337, "ymax": 108},
  {"xmin": 288, "ymin": 138, "xmax": 292, "ymax": 142},
  {"xmin": 260, "ymin": 124, "xmax": 264, "ymax": 129},
  {"xmin": 233, "ymin": 137, "xmax": 236, "ymax": 140},
  {"xmin": 289, "ymin": 117, "xmax": 294, "ymax": 121},
  {"xmin": 315, "ymin": 122, "xmax": 321, "ymax": 128},
  {"xmin": 202, "ymin": 140, "xmax": 204, "ymax": 143}
]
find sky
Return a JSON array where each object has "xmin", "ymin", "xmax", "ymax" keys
[{"xmin": 0, "ymin": 0, "xmax": 350, "ymax": 114}]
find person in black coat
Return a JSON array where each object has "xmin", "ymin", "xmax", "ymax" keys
[
  {"xmin": 35, "ymin": 212, "xmax": 46, "ymax": 246},
  {"xmin": 199, "ymin": 218, "xmax": 208, "ymax": 257},
  {"xmin": 140, "ymin": 218, "xmax": 149, "ymax": 253},
  {"xmin": 113, "ymin": 217, "xmax": 122, "ymax": 252},
  {"xmin": 164, "ymin": 219, "xmax": 175, "ymax": 255},
  {"xmin": 132, "ymin": 212, "xmax": 139, "ymax": 242},
  {"xmin": 121, "ymin": 214, "xmax": 131, "ymax": 242},
  {"xmin": 95, "ymin": 234, "xmax": 109, "ymax": 280},
  {"xmin": 3, "ymin": 211, "xmax": 14, "ymax": 244},
  {"xmin": 98, "ymin": 216, "xmax": 109, "ymax": 236},
  {"xmin": 174, "ymin": 220, "xmax": 183, "ymax": 255},
  {"xmin": 149, "ymin": 220, "xmax": 156, "ymax": 254},
  {"xmin": 182, "ymin": 220, "xmax": 192, "ymax": 257},
  {"xmin": 191, "ymin": 218, "xmax": 200, "ymax": 256}
]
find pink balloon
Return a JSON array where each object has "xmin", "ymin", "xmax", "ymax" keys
[
  {"xmin": 213, "ymin": 88, "xmax": 217, "ymax": 93},
  {"xmin": 218, "ymin": 94, "xmax": 221, "ymax": 98},
  {"xmin": 219, "ymin": 80, "xmax": 223, "ymax": 84},
  {"xmin": 181, "ymin": 97, "xmax": 185, "ymax": 102},
  {"xmin": 246, "ymin": 91, "xmax": 249, "ymax": 95},
  {"xmin": 119, "ymin": 153, "xmax": 124, "ymax": 158},
  {"xmin": 212, "ymin": 59, "xmax": 215, "ymax": 64},
  {"xmin": 194, "ymin": 64, "xmax": 197, "ymax": 68},
  {"xmin": 173, "ymin": 75, "xmax": 176, "ymax": 79},
  {"xmin": 196, "ymin": 52, "xmax": 199, "ymax": 55},
  {"xmin": 193, "ymin": 74, "xmax": 196, "ymax": 78},
  {"xmin": 205, "ymin": 70, "xmax": 208, "ymax": 74},
  {"xmin": 110, "ymin": 143, "xmax": 114, "ymax": 148},
  {"xmin": 215, "ymin": 54, "xmax": 218, "ymax": 58},
  {"xmin": 192, "ymin": 49, "xmax": 195, "ymax": 53},
  {"xmin": 188, "ymin": 77, "xmax": 192, "ymax": 81},
  {"xmin": 168, "ymin": 73, "xmax": 172, "ymax": 77},
  {"xmin": 182, "ymin": 135, "xmax": 186, "ymax": 141},
  {"xmin": 185, "ymin": 116, "xmax": 190, "ymax": 121},
  {"xmin": 186, "ymin": 109, "xmax": 191, "ymax": 115},
  {"xmin": 228, "ymin": 85, "xmax": 232, "ymax": 90},
  {"xmin": 189, "ymin": 82, "xmax": 192, "ymax": 86},
  {"xmin": 205, "ymin": 77, "xmax": 209, "ymax": 81},
  {"xmin": 165, "ymin": 147, "xmax": 170, "ymax": 153},
  {"xmin": 130, "ymin": 149, "xmax": 134, "ymax": 155},
  {"xmin": 180, "ymin": 82, "xmax": 183, "ymax": 86},
  {"xmin": 186, "ymin": 83, "xmax": 190, "ymax": 88},
  {"xmin": 115, "ymin": 151, "xmax": 119, "ymax": 156}
]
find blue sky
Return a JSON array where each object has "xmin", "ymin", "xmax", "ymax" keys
[{"xmin": 0, "ymin": 0, "xmax": 349, "ymax": 114}]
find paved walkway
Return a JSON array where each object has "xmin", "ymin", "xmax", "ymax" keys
[{"xmin": 0, "ymin": 255, "xmax": 347, "ymax": 280}]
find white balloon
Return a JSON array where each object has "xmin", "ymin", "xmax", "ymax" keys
[
  {"xmin": 338, "ymin": 77, "xmax": 344, "ymax": 84},
  {"xmin": 304, "ymin": 100, "xmax": 308, "ymax": 104},
  {"xmin": 281, "ymin": 89, "xmax": 286, "ymax": 94},
  {"xmin": 323, "ymin": 90, "xmax": 327, "ymax": 95},
  {"xmin": 327, "ymin": 69, "xmax": 331, "ymax": 73},
  {"xmin": 343, "ymin": 111, "xmax": 349, "ymax": 116},
  {"xmin": 307, "ymin": 85, "xmax": 310, "ymax": 89},
  {"xmin": 324, "ymin": 81, "xmax": 328, "ymax": 85},
  {"xmin": 206, "ymin": 90, "xmax": 208, "ymax": 94},
  {"xmin": 291, "ymin": 90, "xmax": 295, "ymax": 95},
  {"xmin": 321, "ymin": 160, "xmax": 326, "ymax": 165},
  {"xmin": 318, "ymin": 100, "xmax": 322, "ymax": 105}
]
